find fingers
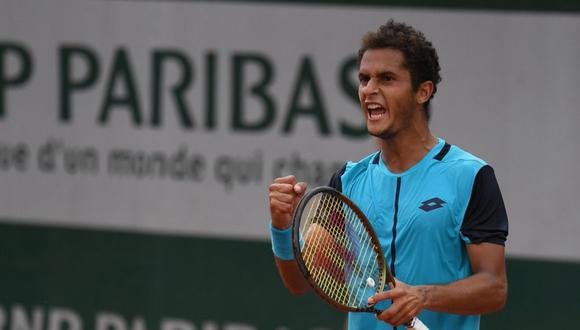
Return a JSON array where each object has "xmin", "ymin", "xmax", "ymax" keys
[
  {"xmin": 269, "ymin": 176, "xmax": 308, "ymax": 228},
  {"xmin": 269, "ymin": 183, "xmax": 307, "ymax": 204},
  {"xmin": 389, "ymin": 304, "xmax": 420, "ymax": 327},
  {"xmin": 269, "ymin": 185, "xmax": 297, "ymax": 203},
  {"xmin": 273, "ymin": 176, "xmax": 307, "ymax": 194},
  {"xmin": 370, "ymin": 279, "xmax": 425, "ymax": 327},
  {"xmin": 294, "ymin": 182, "xmax": 307, "ymax": 195},
  {"xmin": 269, "ymin": 197, "xmax": 294, "ymax": 214},
  {"xmin": 375, "ymin": 298, "xmax": 419, "ymax": 327},
  {"xmin": 367, "ymin": 287, "xmax": 404, "ymax": 305},
  {"xmin": 274, "ymin": 175, "xmax": 298, "ymax": 184}
]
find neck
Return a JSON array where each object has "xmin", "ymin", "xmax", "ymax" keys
[{"xmin": 380, "ymin": 120, "xmax": 438, "ymax": 174}]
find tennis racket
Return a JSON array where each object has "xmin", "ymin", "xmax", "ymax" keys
[{"xmin": 291, "ymin": 186, "xmax": 429, "ymax": 330}]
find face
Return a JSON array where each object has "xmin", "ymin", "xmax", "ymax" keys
[{"xmin": 358, "ymin": 48, "xmax": 420, "ymax": 140}]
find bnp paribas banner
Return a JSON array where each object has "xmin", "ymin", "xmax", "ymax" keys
[{"xmin": 1, "ymin": 0, "xmax": 580, "ymax": 329}]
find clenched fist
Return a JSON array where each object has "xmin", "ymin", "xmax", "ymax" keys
[{"xmin": 268, "ymin": 175, "xmax": 308, "ymax": 230}]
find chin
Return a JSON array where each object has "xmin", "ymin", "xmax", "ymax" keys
[{"xmin": 368, "ymin": 128, "xmax": 395, "ymax": 141}]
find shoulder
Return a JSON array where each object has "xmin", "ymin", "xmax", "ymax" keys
[
  {"xmin": 437, "ymin": 144, "xmax": 509, "ymax": 245},
  {"xmin": 327, "ymin": 151, "xmax": 380, "ymax": 192},
  {"xmin": 437, "ymin": 143, "xmax": 488, "ymax": 175},
  {"xmin": 432, "ymin": 143, "xmax": 495, "ymax": 198}
]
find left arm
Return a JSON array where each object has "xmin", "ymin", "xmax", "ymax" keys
[
  {"xmin": 420, "ymin": 242, "xmax": 507, "ymax": 314},
  {"xmin": 370, "ymin": 242, "xmax": 507, "ymax": 326}
]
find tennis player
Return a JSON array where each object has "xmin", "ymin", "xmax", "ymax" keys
[{"xmin": 268, "ymin": 20, "xmax": 508, "ymax": 330}]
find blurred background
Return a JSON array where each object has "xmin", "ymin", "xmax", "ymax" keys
[{"xmin": 1, "ymin": 0, "xmax": 579, "ymax": 329}]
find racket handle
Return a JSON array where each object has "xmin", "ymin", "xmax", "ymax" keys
[
  {"xmin": 370, "ymin": 309, "xmax": 429, "ymax": 329},
  {"xmin": 406, "ymin": 317, "xmax": 429, "ymax": 330}
]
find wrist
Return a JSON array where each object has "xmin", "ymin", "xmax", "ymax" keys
[
  {"xmin": 271, "ymin": 215, "xmax": 292, "ymax": 230},
  {"xmin": 271, "ymin": 221, "xmax": 291, "ymax": 231},
  {"xmin": 417, "ymin": 285, "xmax": 434, "ymax": 310},
  {"xmin": 270, "ymin": 222, "xmax": 294, "ymax": 260}
]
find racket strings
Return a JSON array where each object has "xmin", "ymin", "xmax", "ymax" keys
[
  {"xmin": 303, "ymin": 195, "xmax": 348, "ymax": 298},
  {"xmin": 300, "ymin": 193, "xmax": 381, "ymax": 309},
  {"xmin": 342, "ymin": 205, "xmax": 380, "ymax": 307},
  {"xmin": 302, "ymin": 195, "xmax": 346, "ymax": 296},
  {"xmin": 336, "ymin": 202, "xmax": 372, "ymax": 305},
  {"xmin": 311, "ymin": 195, "xmax": 376, "ymax": 306}
]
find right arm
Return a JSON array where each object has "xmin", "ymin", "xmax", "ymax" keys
[{"xmin": 268, "ymin": 175, "xmax": 310, "ymax": 295}]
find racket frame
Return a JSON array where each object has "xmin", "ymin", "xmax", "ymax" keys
[{"xmin": 291, "ymin": 186, "xmax": 392, "ymax": 313}]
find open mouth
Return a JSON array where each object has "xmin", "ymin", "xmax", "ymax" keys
[{"xmin": 367, "ymin": 104, "xmax": 386, "ymax": 120}]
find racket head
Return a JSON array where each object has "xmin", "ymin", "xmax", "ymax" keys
[{"xmin": 292, "ymin": 186, "xmax": 393, "ymax": 313}]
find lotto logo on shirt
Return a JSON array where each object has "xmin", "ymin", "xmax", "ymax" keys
[{"xmin": 419, "ymin": 197, "xmax": 447, "ymax": 212}]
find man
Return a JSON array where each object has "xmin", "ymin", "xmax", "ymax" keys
[{"xmin": 268, "ymin": 20, "xmax": 508, "ymax": 330}]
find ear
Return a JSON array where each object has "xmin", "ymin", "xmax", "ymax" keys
[{"xmin": 415, "ymin": 81, "xmax": 434, "ymax": 105}]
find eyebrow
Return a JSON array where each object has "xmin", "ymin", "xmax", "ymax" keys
[{"xmin": 358, "ymin": 70, "xmax": 398, "ymax": 78}]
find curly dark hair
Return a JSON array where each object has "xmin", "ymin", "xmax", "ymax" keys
[{"xmin": 358, "ymin": 20, "xmax": 442, "ymax": 120}]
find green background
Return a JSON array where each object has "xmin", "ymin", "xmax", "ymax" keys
[{"xmin": 1, "ymin": 222, "xmax": 579, "ymax": 329}]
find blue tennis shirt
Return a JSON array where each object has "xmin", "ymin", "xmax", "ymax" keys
[{"xmin": 328, "ymin": 138, "xmax": 508, "ymax": 330}]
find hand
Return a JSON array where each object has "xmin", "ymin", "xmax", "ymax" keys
[
  {"xmin": 269, "ymin": 175, "xmax": 307, "ymax": 229},
  {"xmin": 368, "ymin": 279, "xmax": 426, "ymax": 327}
]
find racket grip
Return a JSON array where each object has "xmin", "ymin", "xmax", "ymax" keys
[
  {"xmin": 406, "ymin": 317, "xmax": 429, "ymax": 330},
  {"xmin": 371, "ymin": 309, "xmax": 429, "ymax": 330}
]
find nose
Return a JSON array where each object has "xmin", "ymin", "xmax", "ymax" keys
[{"xmin": 361, "ymin": 78, "xmax": 378, "ymax": 96}]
